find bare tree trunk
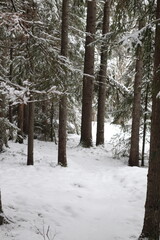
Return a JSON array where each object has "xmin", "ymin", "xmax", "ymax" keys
[
  {"xmin": 128, "ymin": 19, "xmax": 144, "ymax": 167},
  {"xmin": 58, "ymin": 0, "xmax": 69, "ymax": 167},
  {"xmin": 139, "ymin": 1, "xmax": 160, "ymax": 238},
  {"xmin": 96, "ymin": 0, "xmax": 110, "ymax": 146},
  {"xmin": 17, "ymin": 103, "xmax": 24, "ymax": 144},
  {"xmin": 23, "ymin": 104, "xmax": 29, "ymax": 135},
  {"xmin": 50, "ymin": 101, "xmax": 57, "ymax": 143},
  {"xmin": 27, "ymin": 99, "xmax": 35, "ymax": 165},
  {"xmin": 80, "ymin": 0, "xmax": 96, "ymax": 147},
  {"xmin": 0, "ymin": 94, "xmax": 7, "ymax": 150},
  {"xmin": 9, "ymin": 46, "xmax": 13, "ymax": 131},
  {"xmin": 0, "ymin": 191, "xmax": 4, "ymax": 225},
  {"xmin": 50, "ymin": 102, "xmax": 54, "ymax": 142},
  {"xmin": 58, "ymin": 96, "xmax": 67, "ymax": 166},
  {"xmin": 141, "ymin": 83, "xmax": 149, "ymax": 167}
]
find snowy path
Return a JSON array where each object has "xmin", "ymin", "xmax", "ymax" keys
[{"xmin": 0, "ymin": 123, "xmax": 147, "ymax": 240}]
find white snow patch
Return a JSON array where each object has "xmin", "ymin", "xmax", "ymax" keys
[{"xmin": 0, "ymin": 122, "xmax": 147, "ymax": 240}]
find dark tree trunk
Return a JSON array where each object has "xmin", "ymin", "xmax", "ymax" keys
[
  {"xmin": 8, "ymin": 106, "xmax": 13, "ymax": 124},
  {"xmin": 80, "ymin": 0, "xmax": 96, "ymax": 147},
  {"xmin": 9, "ymin": 46, "xmax": 13, "ymax": 128},
  {"xmin": 128, "ymin": 19, "xmax": 144, "ymax": 167},
  {"xmin": 50, "ymin": 101, "xmax": 57, "ymax": 143},
  {"xmin": 0, "ymin": 94, "xmax": 7, "ymax": 150},
  {"xmin": 23, "ymin": 104, "xmax": 29, "ymax": 135},
  {"xmin": 139, "ymin": 1, "xmax": 160, "ymax": 239},
  {"xmin": 58, "ymin": 0, "xmax": 69, "ymax": 167},
  {"xmin": 27, "ymin": 99, "xmax": 35, "ymax": 166},
  {"xmin": 58, "ymin": 96, "xmax": 67, "ymax": 167},
  {"xmin": 41, "ymin": 100, "xmax": 48, "ymax": 141},
  {"xmin": 96, "ymin": 0, "xmax": 110, "ymax": 146},
  {"xmin": 17, "ymin": 103, "xmax": 24, "ymax": 144},
  {"xmin": 141, "ymin": 83, "xmax": 149, "ymax": 167},
  {"xmin": 50, "ymin": 102, "xmax": 54, "ymax": 142},
  {"xmin": 0, "ymin": 191, "xmax": 4, "ymax": 225}
]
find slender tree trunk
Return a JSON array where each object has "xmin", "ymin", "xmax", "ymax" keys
[
  {"xmin": 0, "ymin": 94, "xmax": 6, "ymax": 150},
  {"xmin": 139, "ymin": 1, "xmax": 160, "ymax": 239},
  {"xmin": 0, "ymin": 191, "xmax": 4, "ymax": 225},
  {"xmin": 41, "ymin": 100, "xmax": 48, "ymax": 141},
  {"xmin": 23, "ymin": 104, "xmax": 29, "ymax": 135},
  {"xmin": 8, "ymin": 106, "xmax": 13, "ymax": 125},
  {"xmin": 96, "ymin": 0, "xmax": 110, "ymax": 146},
  {"xmin": 80, "ymin": 0, "xmax": 96, "ymax": 147},
  {"xmin": 27, "ymin": 99, "xmax": 35, "ymax": 165},
  {"xmin": 50, "ymin": 102, "xmax": 54, "ymax": 142},
  {"xmin": 17, "ymin": 103, "xmax": 24, "ymax": 144},
  {"xmin": 58, "ymin": 0, "xmax": 69, "ymax": 167},
  {"xmin": 9, "ymin": 46, "xmax": 13, "ymax": 127},
  {"xmin": 141, "ymin": 83, "xmax": 149, "ymax": 167},
  {"xmin": 128, "ymin": 19, "xmax": 144, "ymax": 167},
  {"xmin": 58, "ymin": 96, "xmax": 67, "ymax": 166},
  {"xmin": 50, "ymin": 101, "xmax": 57, "ymax": 143}
]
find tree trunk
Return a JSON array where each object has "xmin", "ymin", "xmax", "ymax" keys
[
  {"xmin": 50, "ymin": 101, "xmax": 57, "ymax": 144},
  {"xmin": 139, "ymin": 1, "xmax": 160, "ymax": 239},
  {"xmin": 128, "ymin": 19, "xmax": 144, "ymax": 167},
  {"xmin": 27, "ymin": 99, "xmax": 35, "ymax": 166},
  {"xmin": 80, "ymin": 0, "xmax": 96, "ymax": 147},
  {"xmin": 58, "ymin": 96, "xmax": 67, "ymax": 167},
  {"xmin": 17, "ymin": 103, "xmax": 24, "ymax": 144},
  {"xmin": 96, "ymin": 0, "xmax": 110, "ymax": 146},
  {"xmin": 0, "ymin": 191, "xmax": 4, "ymax": 225},
  {"xmin": 58, "ymin": 0, "xmax": 69, "ymax": 167},
  {"xmin": 8, "ymin": 46, "xmax": 13, "ymax": 131},
  {"xmin": 141, "ymin": 83, "xmax": 149, "ymax": 167},
  {"xmin": 23, "ymin": 104, "xmax": 29, "ymax": 135},
  {"xmin": 0, "ymin": 94, "xmax": 6, "ymax": 150}
]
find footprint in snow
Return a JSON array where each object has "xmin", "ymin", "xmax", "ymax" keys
[{"xmin": 64, "ymin": 206, "xmax": 78, "ymax": 218}]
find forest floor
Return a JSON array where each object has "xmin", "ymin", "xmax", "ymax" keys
[{"xmin": 0, "ymin": 121, "xmax": 147, "ymax": 240}]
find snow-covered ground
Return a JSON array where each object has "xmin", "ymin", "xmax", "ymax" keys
[{"xmin": 0, "ymin": 122, "xmax": 147, "ymax": 240}]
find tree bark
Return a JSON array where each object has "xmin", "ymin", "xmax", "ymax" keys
[
  {"xmin": 16, "ymin": 103, "xmax": 24, "ymax": 144},
  {"xmin": 0, "ymin": 191, "xmax": 4, "ymax": 225},
  {"xmin": 139, "ymin": 0, "xmax": 160, "ymax": 238},
  {"xmin": 27, "ymin": 99, "xmax": 35, "ymax": 166},
  {"xmin": 58, "ymin": 96, "xmax": 67, "ymax": 167},
  {"xmin": 141, "ymin": 83, "xmax": 149, "ymax": 167},
  {"xmin": 23, "ymin": 104, "xmax": 29, "ymax": 135},
  {"xmin": 8, "ymin": 46, "xmax": 13, "ymax": 130},
  {"xmin": 80, "ymin": 0, "xmax": 96, "ymax": 147},
  {"xmin": 128, "ymin": 19, "xmax": 144, "ymax": 167},
  {"xmin": 58, "ymin": 0, "xmax": 69, "ymax": 167},
  {"xmin": 96, "ymin": 0, "xmax": 110, "ymax": 146}
]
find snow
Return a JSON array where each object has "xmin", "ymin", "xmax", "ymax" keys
[{"xmin": 0, "ymin": 122, "xmax": 147, "ymax": 240}]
